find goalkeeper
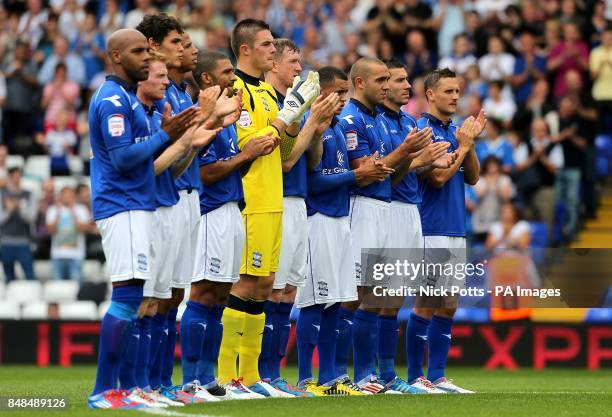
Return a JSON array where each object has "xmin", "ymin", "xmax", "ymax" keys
[{"xmin": 216, "ymin": 18, "xmax": 320, "ymax": 397}]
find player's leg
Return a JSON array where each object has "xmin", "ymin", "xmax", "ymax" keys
[{"xmin": 89, "ymin": 211, "xmax": 154, "ymax": 409}]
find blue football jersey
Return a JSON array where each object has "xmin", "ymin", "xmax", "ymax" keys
[
  {"xmin": 167, "ymin": 80, "xmax": 200, "ymax": 192},
  {"xmin": 199, "ymin": 124, "xmax": 244, "ymax": 215},
  {"xmin": 417, "ymin": 113, "xmax": 466, "ymax": 237},
  {"xmin": 148, "ymin": 99, "xmax": 179, "ymax": 208},
  {"xmin": 377, "ymin": 105, "xmax": 421, "ymax": 205},
  {"xmin": 306, "ymin": 118, "xmax": 354, "ymax": 217},
  {"xmin": 276, "ymin": 89, "xmax": 308, "ymax": 199},
  {"xmin": 339, "ymin": 98, "xmax": 392, "ymax": 202},
  {"xmin": 89, "ymin": 75, "xmax": 164, "ymax": 220}
]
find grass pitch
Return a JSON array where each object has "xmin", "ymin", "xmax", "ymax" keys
[{"xmin": 0, "ymin": 366, "xmax": 610, "ymax": 417}]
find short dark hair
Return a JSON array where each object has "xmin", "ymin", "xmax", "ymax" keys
[
  {"xmin": 136, "ymin": 13, "xmax": 184, "ymax": 45},
  {"xmin": 193, "ymin": 51, "xmax": 230, "ymax": 88},
  {"xmin": 318, "ymin": 66, "xmax": 348, "ymax": 89},
  {"xmin": 383, "ymin": 59, "xmax": 406, "ymax": 71},
  {"xmin": 273, "ymin": 38, "xmax": 300, "ymax": 61},
  {"xmin": 488, "ymin": 79, "xmax": 504, "ymax": 90},
  {"xmin": 423, "ymin": 68, "xmax": 456, "ymax": 92},
  {"xmin": 231, "ymin": 19, "xmax": 271, "ymax": 58}
]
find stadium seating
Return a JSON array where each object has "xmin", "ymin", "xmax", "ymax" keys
[
  {"xmin": 0, "ymin": 282, "xmax": 4, "ymax": 299},
  {"xmin": 43, "ymin": 281, "xmax": 79, "ymax": 303},
  {"xmin": 82, "ymin": 260, "xmax": 103, "ymax": 282},
  {"xmin": 68, "ymin": 156, "xmax": 84, "ymax": 176},
  {"xmin": 6, "ymin": 280, "xmax": 43, "ymax": 304},
  {"xmin": 59, "ymin": 301, "xmax": 98, "ymax": 320},
  {"xmin": 53, "ymin": 176, "xmax": 79, "ymax": 193},
  {"xmin": 20, "ymin": 176, "xmax": 43, "ymax": 200},
  {"xmin": 34, "ymin": 261, "xmax": 53, "ymax": 281},
  {"xmin": 23, "ymin": 155, "xmax": 50, "ymax": 181},
  {"xmin": 0, "ymin": 301, "xmax": 20, "ymax": 319},
  {"xmin": 6, "ymin": 155, "xmax": 25, "ymax": 169},
  {"xmin": 453, "ymin": 307, "xmax": 490, "ymax": 322},
  {"xmin": 585, "ymin": 308, "xmax": 612, "ymax": 322},
  {"xmin": 97, "ymin": 300, "xmax": 110, "ymax": 319},
  {"xmin": 21, "ymin": 302, "xmax": 49, "ymax": 319}
]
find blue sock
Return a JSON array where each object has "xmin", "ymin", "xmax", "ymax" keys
[
  {"xmin": 161, "ymin": 308, "xmax": 178, "ymax": 387},
  {"xmin": 427, "ymin": 315, "xmax": 453, "ymax": 382},
  {"xmin": 377, "ymin": 315, "xmax": 398, "ymax": 382},
  {"xmin": 197, "ymin": 304, "xmax": 224, "ymax": 386},
  {"xmin": 406, "ymin": 312, "xmax": 430, "ymax": 383},
  {"xmin": 91, "ymin": 285, "xmax": 142, "ymax": 396},
  {"xmin": 258, "ymin": 301, "xmax": 278, "ymax": 380},
  {"xmin": 317, "ymin": 303, "xmax": 340, "ymax": 385},
  {"xmin": 135, "ymin": 317, "xmax": 152, "ymax": 389},
  {"xmin": 180, "ymin": 301, "xmax": 208, "ymax": 385},
  {"xmin": 269, "ymin": 302, "xmax": 292, "ymax": 382},
  {"xmin": 352, "ymin": 309, "xmax": 378, "ymax": 384},
  {"xmin": 148, "ymin": 313, "xmax": 167, "ymax": 389},
  {"xmin": 296, "ymin": 304, "xmax": 323, "ymax": 384},
  {"xmin": 335, "ymin": 307, "xmax": 354, "ymax": 378},
  {"xmin": 118, "ymin": 319, "xmax": 139, "ymax": 390}
]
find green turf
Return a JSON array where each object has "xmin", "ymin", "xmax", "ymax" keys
[{"xmin": 0, "ymin": 366, "xmax": 610, "ymax": 417}]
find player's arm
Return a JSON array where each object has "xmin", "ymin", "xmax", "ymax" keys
[
  {"xmin": 310, "ymin": 154, "xmax": 394, "ymax": 194},
  {"xmin": 170, "ymin": 119, "xmax": 222, "ymax": 178},
  {"xmin": 153, "ymin": 140, "xmax": 189, "ymax": 176},
  {"xmin": 200, "ymin": 133, "xmax": 277, "ymax": 185}
]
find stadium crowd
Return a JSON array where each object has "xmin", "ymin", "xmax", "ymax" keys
[{"xmin": 0, "ymin": 0, "xmax": 610, "ymax": 283}]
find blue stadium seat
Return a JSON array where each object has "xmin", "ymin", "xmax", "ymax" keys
[
  {"xmin": 453, "ymin": 308, "xmax": 489, "ymax": 322},
  {"xmin": 529, "ymin": 222, "xmax": 548, "ymax": 248},
  {"xmin": 585, "ymin": 308, "xmax": 612, "ymax": 322}
]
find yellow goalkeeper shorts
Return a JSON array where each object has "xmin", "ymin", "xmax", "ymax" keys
[{"xmin": 240, "ymin": 212, "xmax": 282, "ymax": 276}]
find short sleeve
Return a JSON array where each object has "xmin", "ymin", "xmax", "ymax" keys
[
  {"xmin": 339, "ymin": 113, "xmax": 370, "ymax": 160},
  {"xmin": 95, "ymin": 90, "xmax": 134, "ymax": 151},
  {"xmin": 199, "ymin": 142, "xmax": 217, "ymax": 166}
]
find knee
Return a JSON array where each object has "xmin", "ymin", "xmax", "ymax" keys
[
  {"xmin": 268, "ymin": 288, "xmax": 283, "ymax": 303},
  {"xmin": 412, "ymin": 307, "xmax": 434, "ymax": 320},
  {"xmin": 189, "ymin": 282, "xmax": 216, "ymax": 307},
  {"xmin": 281, "ymin": 284, "xmax": 296, "ymax": 303}
]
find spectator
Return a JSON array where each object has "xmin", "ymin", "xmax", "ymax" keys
[
  {"xmin": 511, "ymin": 31, "xmax": 547, "ymax": 104},
  {"xmin": 124, "ymin": 0, "xmax": 155, "ymax": 29},
  {"xmin": 39, "ymin": 109, "xmax": 77, "ymax": 175},
  {"xmin": 34, "ymin": 177, "xmax": 55, "ymax": 259},
  {"xmin": 33, "ymin": 12, "xmax": 61, "ymax": 65},
  {"xmin": 591, "ymin": 1, "xmax": 607, "ymax": 44},
  {"xmin": 0, "ymin": 144, "xmax": 7, "ymax": 189},
  {"xmin": 513, "ymin": 78, "xmax": 556, "ymax": 138},
  {"xmin": 589, "ymin": 22, "xmax": 612, "ymax": 132},
  {"xmin": 2, "ymin": 41, "xmax": 38, "ymax": 151},
  {"xmin": 464, "ymin": 64, "xmax": 487, "ymax": 98},
  {"xmin": 364, "ymin": 0, "xmax": 405, "ymax": 55},
  {"xmin": 58, "ymin": 0, "xmax": 85, "ymax": 43},
  {"xmin": 483, "ymin": 80, "xmax": 517, "ymax": 127},
  {"xmin": 475, "ymin": 118, "xmax": 514, "ymax": 172},
  {"xmin": 403, "ymin": 76, "xmax": 429, "ymax": 118},
  {"xmin": 433, "ymin": 0, "xmax": 467, "ymax": 59},
  {"xmin": 323, "ymin": 1, "xmax": 358, "ymax": 54},
  {"xmin": 37, "ymin": 36, "xmax": 85, "ymax": 87},
  {"xmin": 478, "ymin": 35, "xmax": 515, "ymax": 82},
  {"xmin": 485, "ymin": 203, "xmax": 531, "ymax": 251},
  {"xmin": 0, "ymin": 167, "xmax": 36, "ymax": 281},
  {"xmin": 554, "ymin": 96, "xmax": 589, "ymax": 241},
  {"xmin": 17, "ymin": 0, "xmax": 49, "ymax": 49},
  {"xmin": 71, "ymin": 13, "xmax": 106, "ymax": 84},
  {"xmin": 300, "ymin": 25, "xmax": 329, "ymax": 71},
  {"xmin": 41, "ymin": 62, "xmax": 79, "ymax": 129},
  {"xmin": 559, "ymin": 0, "xmax": 589, "ymax": 38},
  {"xmin": 438, "ymin": 33, "xmax": 476, "ymax": 74},
  {"xmin": 472, "ymin": 156, "xmax": 515, "ymax": 242},
  {"xmin": 403, "ymin": 0, "xmax": 436, "ymax": 51},
  {"xmin": 99, "ymin": 0, "xmax": 125, "ymax": 38},
  {"xmin": 46, "ymin": 186, "xmax": 91, "ymax": 281},
  {"xmin": 0, "ymin": 69, "xmax": 5, "ymax": 135},
  {"xmin": 547, "ymin": 21, "xmax": 589, "ymax": 98},
  {"xmin": 165, "ymin": 0, "xmax": 191, "ymax": 26},
  {"xmin": 404, "ymin": 30, "xmax": 436, "ymax": 80}
]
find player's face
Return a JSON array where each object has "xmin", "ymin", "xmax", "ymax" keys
[
  {"xmin": 158, "ymin": 29, "xmax": 184, "ymax": 69},
  {"xmin": 251, "ymin": 29, "xmax": 276, "ymax": 72},
  {"xmin": 276, "ymin": 49, "xmax": 302, "ymax": 89},
  {"xmin": 180, "ymin": 33, "xmax": 199, "ymax": 72},
  {"xmin": 428, "ymin": 77, "xmax": 460, "ymax": 116},
  {"xmin": 363, "ymin": 63, "xmax": 390, "ymax": 105},
  {"xmin": 121, "ymin": 36, "xmax": 151, "ymax": 82},
  {"xmin": 140, "ymin": 60, "xmax": 169, "ymax": 101},
  {"xmin": 210, "ymin": 58, "xmax": 237, "ymax": 91},
  {"xmin": 386, "ymin": 67, "xmax": 411, "ymax": 107},
  {"xmin": 322, "ymin": 77, "xmax": 350, "ymax": 116}
]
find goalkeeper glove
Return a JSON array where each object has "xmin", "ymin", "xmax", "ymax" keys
[{"xmin": 277, "ymin": 71, "xmax": 320, "ymax": 126}]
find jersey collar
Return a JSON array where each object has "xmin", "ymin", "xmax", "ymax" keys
[
  {"xmin": 349, "ymin": 98, "xmax": 376, "ymax": 117},
  {"xmin": 421, "ymin": 112, "xmax": 453, "ymax": 129},
  {"xmin": 274, "ymin": 88, "xmax": 285, "ymax": 106},
  {"xmin": 170, "ymin": 79, "xmax": 189, "ymax": 92},
  {"xmin": 235, "ymin": 68, "xmax": 261, "ymax": 86},
  {"xmin": 106, "ymin": 75, "xmax": 136, "ymax": 93},
  {"xmin": 377, "ymin": 104, "xmax": 401, "ymax": 120}
]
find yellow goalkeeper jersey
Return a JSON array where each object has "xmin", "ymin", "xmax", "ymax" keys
[{"xmin": 234, "ymin": 69, "xmax": 284, "ymax": 214}]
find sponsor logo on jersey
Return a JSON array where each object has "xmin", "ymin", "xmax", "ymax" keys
[
  {"xmin": 346, "ymin": 131, "xmax": 358, "ymax": 151},
  {"xmin": 337, "ymin": 150, "xmax": 344, "ymax": 166},
  {"xmin": 108, "ymin": 114, "xmax": 125, "ymax": 137}
]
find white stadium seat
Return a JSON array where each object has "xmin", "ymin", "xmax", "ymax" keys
[
  {"xmin": 23, "ymin": 155, "xmax": 50, "ymax": 181},
  {"xmin": 68, "ymin": 156, "xmax": 84, "ymax": 175},
  {"xmin": 6, "ymin": 155, "xmax": 25, "ymax": 169},
  {"xmin": 59, "ymin": 301, "xmax": 98, "ymax": 320},
  {"xmin": 20, "ymin": 177, "xmax": 42, "ymax": 200},
  {"xmin": 21, "ymin": 301, "xmax": 49, "ymax": 319},
  {"xmin": 0, "ymin": 301, "xmax": 20, "ymax": 319},
  {"xmin": 53, "ymin": 176, "xmax": 78, "ymax": 193},
  {"xmin": 0, "ymin": 282, "xmax": 5, "ymax": 299},
  {"xmin": 6, "ymin": 280, "xmax": 42, "ymax": 304},
  {"xmin": 34, "ymin": 261, "xmax": 53, "ymax": 281},
  {"xmin": 98, "ymin": 300, "xmax": 111, "ymax": 319},
  {"xmin": 43, "ymin": 281, "xmax": 79, "ymax": 303},
  {"xmin": 83, "ymin": 260, "xmax": 102, "ymax": 282}
]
